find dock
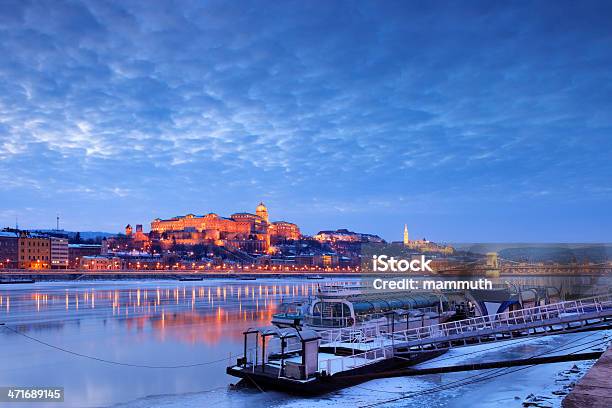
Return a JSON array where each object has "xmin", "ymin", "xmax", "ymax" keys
[
  {"xmin": 562, "ymin": 344, "xmax": 612, "ymax": 408},
  {"xmin": 319, "ymin": 294, "xmax": 612, "ymax": 354}
]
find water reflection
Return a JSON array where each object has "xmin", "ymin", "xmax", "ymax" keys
[{"xmin": 0, "ymin": 280, "xmax": 348, "ymax": 345}]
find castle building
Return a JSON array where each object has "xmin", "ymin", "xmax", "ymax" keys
[{"xmin": 149, "ymin": 203, "xmax": 300, "ymax": 254}]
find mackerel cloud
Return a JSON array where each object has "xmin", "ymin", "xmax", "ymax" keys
[{"xmin": 0, "ymin": 0, "xmax": 611, "ymax": 239}]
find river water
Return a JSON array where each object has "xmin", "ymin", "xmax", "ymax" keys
[{"xmin": 0, "ymin": 278, "xmax": 609, "ymax": 408}]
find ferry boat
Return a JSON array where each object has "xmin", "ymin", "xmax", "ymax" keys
[
  {"xmin": 270, "ymin": 284, "xmax": 454, "ymax": 332},
  {"xmin": 226, "ymin": 326, "xmax": 443, "ymax": 394},
  {"xmin": 302, "ymin": 289, "xmax": 453, "ymax": 332}
]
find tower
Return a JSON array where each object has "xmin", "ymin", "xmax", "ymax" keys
[
  {"xmin": 256, "ymin": 202, "xmax": 269, "ymax": 223},
  {"xmin": 125, "ymin": 224, "xmax": 132, "ymax": 236},
  {"xmin": 403, "ymin": 224, "xmax": 409, "ymax": 246}
]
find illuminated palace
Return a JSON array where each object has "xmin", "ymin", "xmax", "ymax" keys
[{"xmin": 149, "ymin": 203, "xmax": 300, "ymax": 253}]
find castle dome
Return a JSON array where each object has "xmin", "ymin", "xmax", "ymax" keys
[{"xmin": 256, "ymin": 202, "xmax": 269, "ymax": 222}]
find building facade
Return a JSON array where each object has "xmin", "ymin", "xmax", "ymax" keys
[
  {"xmin": 79, "ymin": 255, "xmax": 121, "ymax": 270},
  {"xmin": 69, "ymin": 244, "xmax": 102, "ymax": 268},
  {"xmin": 314, "ymin": 229, "xmax": 384, "ymax": 244},
  {"xmin": 18, "ymin": 234, "xmax": 51, "ymax": 269},
  {"xmin": 402, "ymin": 225, "xmax": 454, "ymax": 254},
  {"xmin": 50, "ymin": 237, "xmax": 69, "ymax": 269},
  {"xmin": 0, "ymin": 231, "xmax": 19, "ymax": 269}
]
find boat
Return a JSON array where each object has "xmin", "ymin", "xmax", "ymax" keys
[
  {"xmin": 271, "ymin": 300, "xmax": 309, "ymax": 328},
  {"xmin": 237, "ymin": 276, "xmax": 257, "ymax": 281},
  {"xmin": 306, "ymin": 275, "xmax": 324, "ymax": 280},
  {"xmin": 302, "ymin": 288, "xmax": 454, "ymax": 332},
  {"xmin": 0, "ymin": 279, "xmax": 35, "ymax": 284},
  {"xmin": 226, "ymin": 326, "xmax": 444, "ymax": 394},
  {"xmin": 177, "ymin": 276, "xmax": 204, "ymax": 281}
]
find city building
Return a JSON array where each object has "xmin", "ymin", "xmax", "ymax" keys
[
  {"xmin": 0, "ymin": 231, "xmax": 19, "ymax": 269},
  {"xmin": 50, "ymin": 237, "xmax": 69, "ymax": 269},
  {"xmin": 69, "ymin": 244, "xmax": 102, "ymax": 268},
  {"xmin": 313, "ymin": 229, "xmax": 384, "ymax": 244},
  {"xmin": 402, "ymin": 224, "xmax": 454, "ymax": 255},
  {"xmin": 18, "ymin": 233, "xmax": 51, "ymax": 269},
  {"xmin": 269, "ymin": 221, "xmax": 301, "ymax": 243},
  {"xmin": 102, "ymin": 224, "xmax": 150, "ymax": 254},
  {"xmin": 79, "ymin": 255, "xmax": 121, "ymax": 270}
]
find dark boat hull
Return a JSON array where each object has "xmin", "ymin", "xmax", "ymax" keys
[
  {"xmin": 0, "ymin": 279, "xmax": 35, "ymax": 284},
  {"xmin": 227, "ymin": 351, "xmax": 445, "ymax": 395}
]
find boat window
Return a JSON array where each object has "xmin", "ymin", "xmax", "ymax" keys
[{"xmin": 311, "ymin": 302, "xmax": 350, "ymax": 318}]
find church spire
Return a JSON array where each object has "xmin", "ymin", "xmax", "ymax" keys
[{"xmin": 403, "ymin": 224, "xmax": 409, "ymax": 245}]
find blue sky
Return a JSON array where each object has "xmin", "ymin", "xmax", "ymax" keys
[{"xmin": 0, "ymin": 0, "xmax": 611, "ymax": 242}]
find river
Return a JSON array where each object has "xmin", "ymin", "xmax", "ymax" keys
[{"xmin": 0, "ymin": 278, "xmax": 609, "ymax": 408}]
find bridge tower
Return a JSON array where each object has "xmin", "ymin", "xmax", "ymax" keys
[{"xmin": 485, "ymin": 252, "xmax": 500, "ymax": 278}]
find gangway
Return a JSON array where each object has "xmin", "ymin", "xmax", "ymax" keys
[
  {"xmin": 387, "ymin": 293, "xmax": 612, "ymax": 352},
  {"xmin": 317, "ymin": 294, "xmax": 612, "ymax": 354}
]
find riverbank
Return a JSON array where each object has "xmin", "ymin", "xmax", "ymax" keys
[
  {"xmin": 1, "ymin": 269, "xmax": 608, "ymax": 282},
  {"xmin": 0, "ymin": 269, "xmax": 357, "ymax": 281},
  {"xmin": 562, "ymin": 344, "xmax": 612, "ymax": 407}
]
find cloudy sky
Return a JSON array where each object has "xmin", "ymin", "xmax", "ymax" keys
[{"xmin": 0, "ymin": 0, "xmax": 611, "ymax": 241}]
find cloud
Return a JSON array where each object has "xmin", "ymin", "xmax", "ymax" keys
[{"xmin": 0, "ymin": 0, "xmax": 611, "ymax": 240}]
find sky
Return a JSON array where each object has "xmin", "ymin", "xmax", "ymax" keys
[{"xmin": 0, "ymin": 0, "xmax": 611, "ymax": 242}]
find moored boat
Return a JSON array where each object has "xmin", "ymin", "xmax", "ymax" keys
[
  {"xmin": 226, "ymin": 326, "xmax": 444, "ymax": 394},
  {"xmin": 302, "ymin": 289, "xmax": 454, "ymax": 332},
  {"xmin": 271, "ymin": 300, "xmax": 309, "ymax": 328},
  {"xmin": 0, "ymin": 278, "xmax": 35, "ymax": 284},
  {"xmin": 177, "ymin": 276, "xmax": 204, "ymax": 281}
]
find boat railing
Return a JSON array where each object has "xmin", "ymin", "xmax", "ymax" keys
[
  {"xmin": 385, "ymin": 293, "xmax": 612, "ymax": 344},
  {"xmin": 305, "ymin": 306, "xmax": 442, "ymax": 331},
  {"xmin": 319, "ymin": 324, "xmax": 381, "ymax": 347},
  {"xmin": 303, "ymin": 315, "xmax": 354, "ymax": 328},
  {"xmin": 323, "ymin": 346, "xmax": 391, "ymax": 376}
]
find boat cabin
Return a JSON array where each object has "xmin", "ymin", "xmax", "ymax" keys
[
  {"xmin": 303, "ymin": 291, "xmax": 448, "ymax": 330},
  {"xmin": 238, "ymin": 326, "xmax": 321, "ymax": 381}
]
